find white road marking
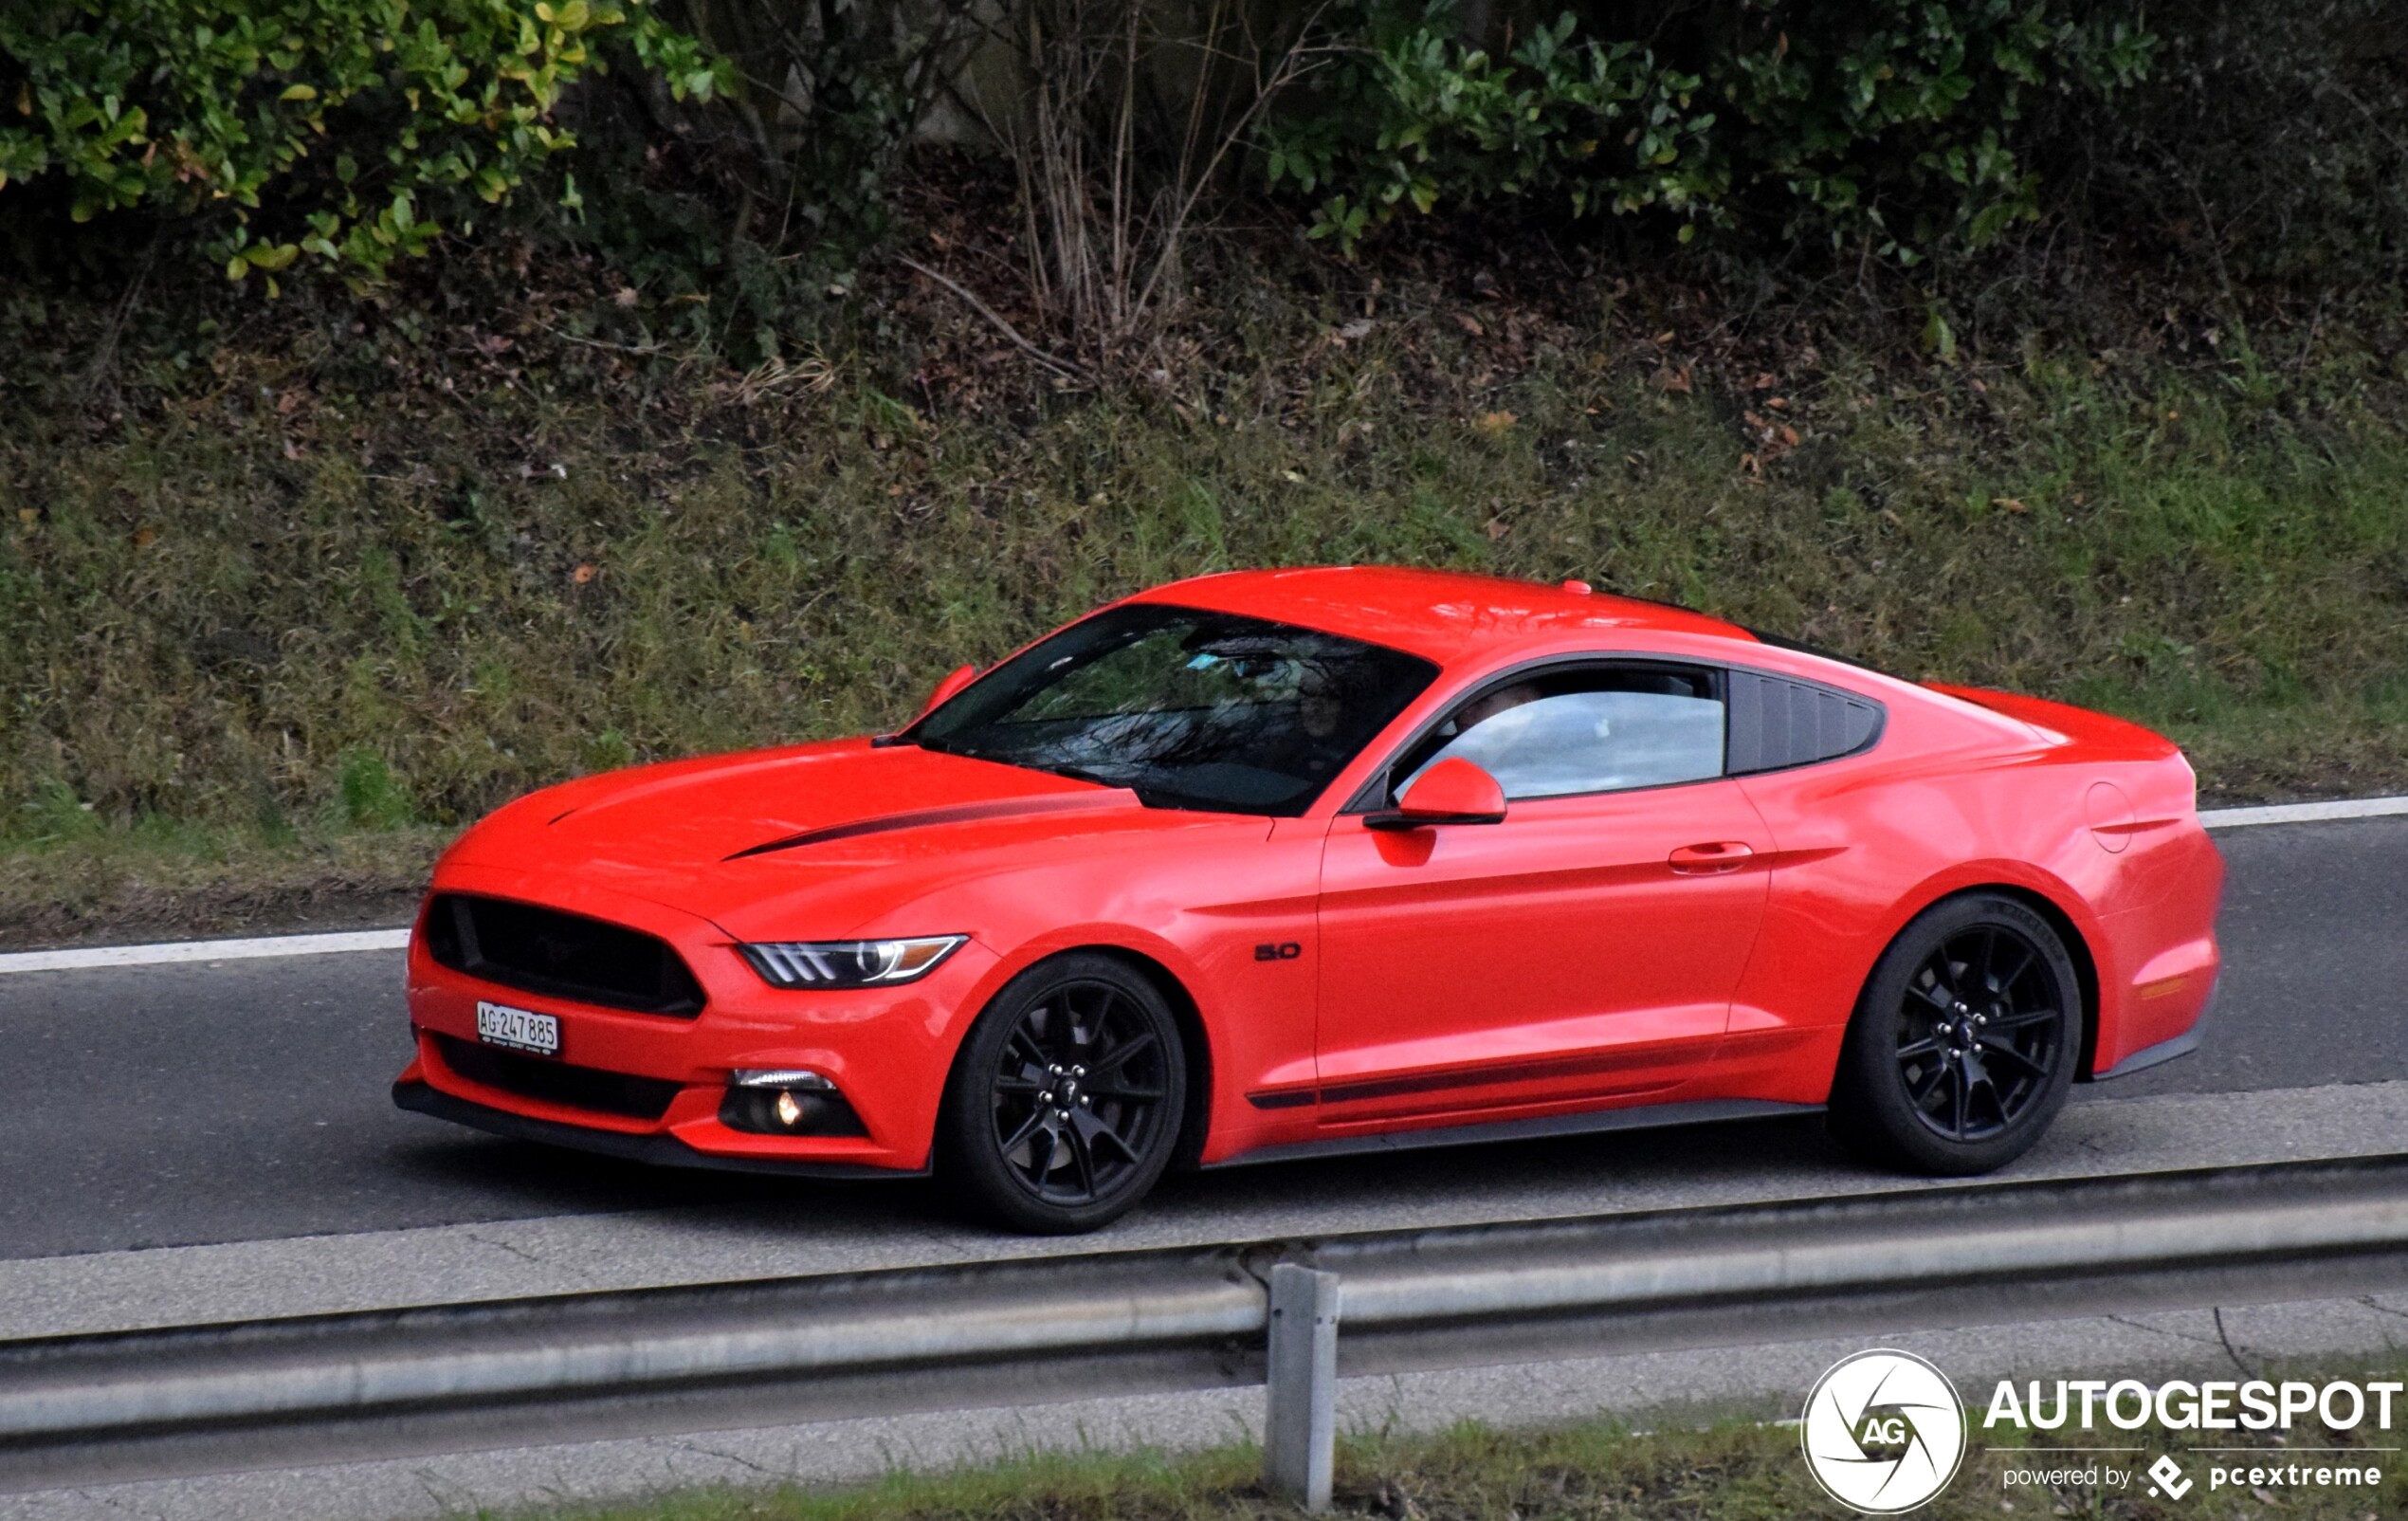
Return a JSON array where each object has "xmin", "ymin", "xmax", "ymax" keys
[
  {"xmin": 0, "ymin": 792, "xmax": 2398, "ymax": 975},
  {"xmin": 2199, "ymin": 795, "xmax": 2408, "ymax": 829},
  {"xmin": 0, "ymin": 928, "xmax": 409, "ymax": 977}
]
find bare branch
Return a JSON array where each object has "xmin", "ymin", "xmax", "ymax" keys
[
  {"xmin": 897, "ymin": 256, "xmax": 1091, "ymax": 381},
  {"xmin": 1127, "ymin": 5, "xmax": 1334, "ymax": 325}
]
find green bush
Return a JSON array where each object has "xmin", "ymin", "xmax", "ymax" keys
[
  {"xmin": 337, "ymin": 749, "xmax": 413, "ymax": 830},
  {"xmin": 1264, "ymin": 0, "xmax": 2154, "ymax": 262},
  {"xmin": 0, "ymin": 0, "xmax": 720, "ymax": 284},
  {"xmin": 1263, "ymin": 6, "xmax": 1723, "ymax": 251}
]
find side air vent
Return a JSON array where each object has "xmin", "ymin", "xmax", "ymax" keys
[
  {"xmin": 423, "ymin": 894, "xmax": 706, "ymax": 1017},
  {"xmin": 1726, "ymin": 671, "xmax": 1885, "ymax": 774}
]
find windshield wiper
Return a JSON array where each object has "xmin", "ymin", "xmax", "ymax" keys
[
  {"xmin": 1042, "ymin": 761, "xmax": 1130, "ymax": 788},
  {"xmin": 1039, "ymin": 760, "xmax": 1199, "ymax": 810},
  {"xmin": 925, "ymin": 747, "xmax": 1177, "ymax": 808}
]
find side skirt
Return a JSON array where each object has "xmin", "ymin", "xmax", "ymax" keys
[{"xmin": 1204, "ymin": 1097, "xmax": 1823, "ymax": 1170}]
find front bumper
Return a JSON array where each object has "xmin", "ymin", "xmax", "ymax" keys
[
  {"xmin": 397, "ymin": 870, "xmax": 1001, "ymax": 1172},
  {"xmin": 392, "ymin": 1079, "xmax": 923, "ymax": 1179}
]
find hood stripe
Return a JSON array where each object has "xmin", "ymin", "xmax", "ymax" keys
[{"xmin": 724, "ymin": 791, "xmax": 1122, "ymax": 860}]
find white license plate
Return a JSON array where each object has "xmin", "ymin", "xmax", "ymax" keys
[{"xmin": 476, "ymin": 1000, "xmax": 559, "ymax": 1057}]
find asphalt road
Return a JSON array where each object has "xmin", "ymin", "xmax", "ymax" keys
[{"xmin": 3, "ymin": 817, "xmax": 2402, "ymax": 1263}]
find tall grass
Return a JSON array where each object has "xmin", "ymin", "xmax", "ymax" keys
[
  {"xmin": 5, "ymin": 293, "xmax": 2405, "ymax": 864},
  {"xmin": 497, "ymin": 1361, "xmax": 2408, "ymax": 1521}
]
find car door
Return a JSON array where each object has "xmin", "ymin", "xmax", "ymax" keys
[{"xmin": 1310, "ymin": 660, "xmax": 1772, "ymax": 1126}]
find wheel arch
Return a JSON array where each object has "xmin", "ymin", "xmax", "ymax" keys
[
  {"xmin": 943, "ymin": 943, "xmax": 1216, "ymax": 1171},
  {"xmin": 1079, "ymin": 946, "xmax": 1215, "ymax": 1169},
  {"xmin": 1880, "ymin": 882, "xmax": 2102, "ymax": 1080},
  {"xmin": 1989, "ymin": 885, "xmax": 2104, "ymax": 1080}
]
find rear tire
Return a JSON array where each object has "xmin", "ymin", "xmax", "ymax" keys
[
  {"xmin": 937, "ymin": 953, "xmax": 1187, "ymax": 1234},
  {"xmin": 1828, "ymin": 893, "xmax": 2080, "ymax": 1176}
]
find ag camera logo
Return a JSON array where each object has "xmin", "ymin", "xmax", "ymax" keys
[{"xmin": 1802, "ymin": 1349, "xmax": 1967, "ymax": 1512}]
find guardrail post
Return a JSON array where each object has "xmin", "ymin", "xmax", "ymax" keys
[{"xmin": 1265, "ymin": 1263, "xmax": 1339, "ymax": 1512}]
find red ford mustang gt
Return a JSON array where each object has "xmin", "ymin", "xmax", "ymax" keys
[{"xmin": 395, "ymin": 567, "xmax": 2223, "ymax": 1232}]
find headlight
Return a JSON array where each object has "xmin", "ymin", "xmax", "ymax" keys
[{"xmin": 738, "ymin": 935, "xmax": 967, "ymax": 989}]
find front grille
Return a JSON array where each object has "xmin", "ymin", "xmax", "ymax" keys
[
  {"xmin": 424, "ymin": 893, "xmax": 705, "ymax": 1017},
  {"xmin": 432, "ymin": 1034, "xmax": 684, "ymax": 1121}
]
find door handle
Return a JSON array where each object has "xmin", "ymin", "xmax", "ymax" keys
[{"xmin": 1669, "ymin": 841, "xmax": 1755, "ymax": 874}]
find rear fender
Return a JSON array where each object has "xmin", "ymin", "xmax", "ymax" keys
[{"xmin": 1885, "ymin": 864, "xmax": 2115, "ymax": 1070}]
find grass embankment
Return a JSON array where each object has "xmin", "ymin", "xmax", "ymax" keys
[
  {"xmin": 4, "ymin": 253, "xmax": 2405, "ymax": 944},
  {"xmin": 525, "ymin": 1386, "xmax": 2408, "ymax": 1521}
]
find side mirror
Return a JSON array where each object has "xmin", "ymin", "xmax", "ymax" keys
[
  {"xmin": 916, "ymin": 664, "xmax": 978, "ymax": 721},
  {"xmin": 1366, "ymin": 758, "xmax": 1507, "ymax": 831}
]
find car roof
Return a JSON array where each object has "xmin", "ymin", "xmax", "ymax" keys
[{"xmin": 1127, "ymin": 566, "xmax": 1758, "ymax": 665}]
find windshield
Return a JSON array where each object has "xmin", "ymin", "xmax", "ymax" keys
[{"xmin": 910, "ymin": 603, "xmax": 1438, "ymax": 815}]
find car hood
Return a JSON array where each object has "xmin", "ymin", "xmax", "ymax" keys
[{"xmin": 442, "ymin": 739, "xmax": 1260, "ymax": 938}]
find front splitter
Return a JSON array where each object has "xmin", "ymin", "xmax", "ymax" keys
[{"xmin": 391, "ymin": 1079, "xmax": 925, "ymax": 1181}]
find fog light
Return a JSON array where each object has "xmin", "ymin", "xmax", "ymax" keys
[{"xmin": 719, "ymin": 1073, "xmax": 869, "ymax": 1138}]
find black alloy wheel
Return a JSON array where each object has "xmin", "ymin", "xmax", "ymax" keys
[
  {"xmin": 1829, "ymin": 892, "xmax": 2080, "ymax": 1176},
  {"xmin": 939, "ymin": 953, "xmax": 1187, "ymax": 1233},
  {"xmin": 1894, "ymin": 924, "xmax": 2064, "ymax": 1143}
]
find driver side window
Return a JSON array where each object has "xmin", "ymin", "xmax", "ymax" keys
[{"xmin": 1396, "ymin": 665, "xmax": 1724, "ymax": 802}]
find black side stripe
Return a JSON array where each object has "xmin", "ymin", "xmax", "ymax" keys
[{"xmin": 1247, "ymin": 1049, "xmax": 1688, "ymax": 1110}]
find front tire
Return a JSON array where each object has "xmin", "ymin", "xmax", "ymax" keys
[
  {"xmin": 1829, "ymin": 893, "xmax": 2080, "ymax": 1176},
  {"xmin": 937, "ymin": 953, "xmax": 1187, "ymax": 1234}
]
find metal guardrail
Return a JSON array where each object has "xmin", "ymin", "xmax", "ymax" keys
[{"xmin": 9, "ymin": 1154, "xmax": 2408, "ymax": 1504}]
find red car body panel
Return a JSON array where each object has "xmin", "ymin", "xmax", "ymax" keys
[{"xmin": 398, "ymin": 567, "xmax": 2224, "ymax": 1175}]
